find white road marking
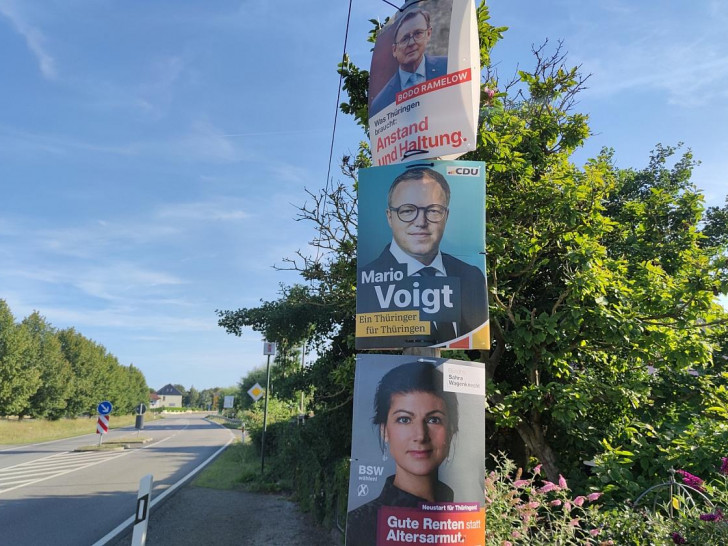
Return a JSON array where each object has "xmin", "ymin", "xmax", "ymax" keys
[{"xmin": 0, "ymin": 449, "xmax": 133, "ymax": 495}]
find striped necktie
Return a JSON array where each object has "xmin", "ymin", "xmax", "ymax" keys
[
  {"xmin": 406, "ymin": 72, "xmax": 423, "ymax": 88},
  {"xmin": 418, "ymin": 267, "xmax": 456, "ymax": 342}
]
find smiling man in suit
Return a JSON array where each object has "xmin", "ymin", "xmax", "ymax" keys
[
  {"xmin": 359, "ymin": 167, "xmax": 486, "ymax": 346},
  {"xmin": 369, "ymin": 8, "xmax": 448, "ymax": 117}
]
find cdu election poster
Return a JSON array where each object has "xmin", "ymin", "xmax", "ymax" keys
[
  {"xmin": 345, "ymin": 354, "xmax": 485, "ymax": 546},
  {"xmin": 356, "ymin": 160, "xmax": 489, "ymax": 350},
  {"xmin": 368, "ymin": 0, "xmax": 480, "ymax": 165}
]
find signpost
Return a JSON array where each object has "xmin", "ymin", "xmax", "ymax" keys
[
  {"xmin": 96, "ymin": 400, "xmax": 112, "ymax": 446},
  {"xmin": 131, "ymin": 474, "xmax": 153, "ymax": 546},
  {"xmin": 135, "ymin": 403, "xmax": 147, "ymax": 431},
  {"xmin": 247, "ymin": 383, "xmax": 264, "ymax": 402},
  {"xmin": 96, "ymin": 414, "xmax": 109, "ymax": 433},
  {"xmin": 261, "ymin": 340, "xmax": 276, "ymax": 473}
]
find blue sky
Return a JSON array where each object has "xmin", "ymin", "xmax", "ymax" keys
[{"xmin": 1, "ymin": 1, "xmax": 725, "ymax": 391}]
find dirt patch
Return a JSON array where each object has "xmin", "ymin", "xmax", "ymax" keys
[{"xmin": 106, "ymin": 485, "xmax": 342, "ymax": 545}]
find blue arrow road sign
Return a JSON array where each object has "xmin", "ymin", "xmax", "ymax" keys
[{"xmin": 97, "ymin": 401, "xmax": 113, "ymax": 415}]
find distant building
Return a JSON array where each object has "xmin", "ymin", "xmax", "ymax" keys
[
  {"xmin": 149, "ymin": 392, "xmax": 161, "ymax": 409},
  {"xmin": 155, "ymin": 384, "xmax": 183, "ymax": 408}
]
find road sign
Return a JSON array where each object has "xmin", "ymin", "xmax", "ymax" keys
[
  {"xmin": 135, "ymin": 403, "xmax": 147, "ymax": 415},
  {"xmin": 223, "ymin": 395, "xmax": 234, "ymax": 409},
  {"xmin": 97, "ymin": 401, "xmax": 113, "ymax": 415},
  {"xmin": 96, "ymin": 414, "xmax": 109, "ymax": 434},
  {"xmin": 263, "ymin": 341, "xmax": 276, "ymax": 356},
  {"xmin": 131, "ymin": 474, "xmax": 153, "ymax": 546},
  {"xmin": 247, "ymin": 383, "xmax": 264, "ymax": 402}
]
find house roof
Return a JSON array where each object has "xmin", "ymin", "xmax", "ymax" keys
[{"xmin": 156, "ymin": 384, "xmax": 183, "ymax": 396}]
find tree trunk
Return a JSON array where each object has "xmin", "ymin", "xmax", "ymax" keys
[{"xmin": 515, "ymin": 416, "xmax": 560, "ymax": 483}]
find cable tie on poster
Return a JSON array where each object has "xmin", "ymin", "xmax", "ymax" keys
[
  {"xmin": 402, "ymin": 148, "xmax": 430, "ymax": 160},
  {"xmin": 381, "ymin": 0, "xmax": 425, "ymax": 12},
  {"xmin": 405, "ymin": 161, "xmax": 435, "ymax": 169},
  {"xmin": 418, "ymin": 358, "xmax": 438, "ymax": 363}
]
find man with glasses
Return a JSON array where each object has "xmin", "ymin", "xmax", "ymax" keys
[
  {"xmin": 369, "ymin": 8, "xmax": 448, "ymax": 116},
  {"xmin": 359, "ymin": 167, "xmax": 486, "ymax": 345}
]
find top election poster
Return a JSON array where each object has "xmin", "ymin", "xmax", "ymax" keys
[
  {"xmin": 368, "ymin": 0, "xmax": 480, "ymax": 165},
  {"xmin": 356, "ymin": 160, "xmax": 489, "ymax": 351},
  {"xmin": 345, "ymin": 354, "xmax": 485, "ymax": 546}
]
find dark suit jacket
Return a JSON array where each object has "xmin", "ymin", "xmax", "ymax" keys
[
  {"xmin": 357, "ymin": 245, "xmax": 487, "ymax": 348},
  {"xmin": 369, "ymin": 55, "xmax": 448, "ymax": 116},
  {"xmin": 346, "ymin": 475, "xmax": 454, "ymax": 546}
]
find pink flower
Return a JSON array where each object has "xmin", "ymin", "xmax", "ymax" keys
[
  {"xmin": 533, "ymin": 464, "xmax": 542, "ymax": 475},
  {"xmin": 574, "ymin": 496, "xmax": 586, "ymax": 507},
  {"xmin": 501, "ymin": 542, "xmax": 512, "ymax": 546},
  {"xmin": 589, "ymin": 528, "xmax": 601, "ymax": 536},
  {"xmin": 558, "ymin": 474, "xmax": 568, "ymax": 489},
  {"xmin": 550, "ymin": 499, "xmax": 562, "ymax": 507},
  {"xmin": 564, "ymin": 501, "xmax": 572, "ymax": 512},
  {"xmin": 513, "ymin": 479, "xmax": 530, "ymax": 488},
  {"xmin": 538, "ymin": 481, "xmax": 559, "ymax": 493},
  {"xmin": 511, "ymin": 531, "xmax": 521, "ymax": 538},
  {"xmin": 587, "ymin": 492, "xmax": 602, "ymax": 502},
  {"xmin": 569, "ymin": 518, "xmax": 580, "ymax": 527},
  {"xmin": 700, "ymin": 509, "xmax": 723, "ymax": 522},
  {"xmin": 720, "ymin": 457, "xmax": 728, "ymax": 476},
  {"xmin": 676, "ymin": 469, "xmax": 705, "ymax": 492}
]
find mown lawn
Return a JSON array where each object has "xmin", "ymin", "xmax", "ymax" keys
[{"xmin": 0, "ymin": 415, "xmax": 139, "ymax": 445}]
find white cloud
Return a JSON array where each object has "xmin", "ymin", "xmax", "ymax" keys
[
  {"xmin": 0, "ymin": 0, "xmax": 57, "ymax": 79},
  {"xmin": 166, "ymin": 119, "xmax": 248, "ymax": 163},
  {"xmin": 0, "ymin": 125, "xmax": 139, "ymax": 157},
  {"xmin": 35, "ymin": 221, "xmax": 180, "ymax": 259},
  {"xmin": 156, "ymin": 200, "xmax": 251, "ymax": 222},
  {"xmin": 570, "ymin": 5, "xmax": 728, "ymax": 107},
  {"xmin": 33, "ymin": 305, "xmax": 212, "ymax": 333}
]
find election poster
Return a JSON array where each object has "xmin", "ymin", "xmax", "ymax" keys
[
  {"xmin": 345, "ymin": 354, "xmax": 485, "ymax": 546},
  {"xmin": 368, "ymin": 0, "xmax": 480, "ymax": 165},
  {"xmin": 356, "ymin": 160, "xmax": 489, "ymax": 350}
]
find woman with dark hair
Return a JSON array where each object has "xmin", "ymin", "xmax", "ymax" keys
[{"xmin": 346, "ymin": 361, "xmax": 458, "ymax": 545}]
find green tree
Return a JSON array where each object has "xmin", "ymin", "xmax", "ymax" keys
[
  {"xmin": 58, "ymin": 328, "xmax": 110, "ymax": 415},
  {"xmin": 218, "ymin": 2, "xmax": 728, "ymax": 499},
  {"xmin": 0, "ymin": 300, "xmax": 41, "ymax": 417},
  {"xmin": 21, "ymin": 312, "xmax": 73, "ymax": 419},
  {"xmin": 186, "ymin": 385, "xmax": 200, "ymax": 408}
]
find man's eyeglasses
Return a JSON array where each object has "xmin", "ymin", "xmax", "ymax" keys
[
  {"xmin": 389, "ymin": 204, "xmax": 448, "ymax": 223},
  {"xmin": 394, "ymin": 28, "xmax": 429, "ymax": 48}
]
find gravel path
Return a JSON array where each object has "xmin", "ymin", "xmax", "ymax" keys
[{"xmin": 107, "ymin": 485, "xmax": 342, "ymax": 545}]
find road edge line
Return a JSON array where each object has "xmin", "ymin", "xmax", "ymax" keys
[{"xmin": 91, "ymin": 431, "xmax": 234, "ymax": 546}]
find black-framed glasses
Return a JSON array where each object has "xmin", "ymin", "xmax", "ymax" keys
[
  {"xmin": 389, "ymin": 204, "xmax": 448, "ymax": 223},
  {"xmin": 394, "ymin": 28, "xmax": 429, "ymax": 48}
]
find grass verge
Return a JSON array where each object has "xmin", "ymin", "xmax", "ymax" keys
[
  {"xmin": 0, "ymin": 415, "xmax": 140, "ymax": 445},
  {"xmin": 192, "ymin": 440, "xmax": 289, "ymax": 494}
]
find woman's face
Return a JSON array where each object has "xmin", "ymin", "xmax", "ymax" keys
[{"xmin": 383, "ymin": 390, "xmax": 451, "ymax": 480}]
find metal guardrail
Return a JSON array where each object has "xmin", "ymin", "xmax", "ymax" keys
[{"xmin": 206, "ymin": 415, "xmax": 243, "ymax": 427}]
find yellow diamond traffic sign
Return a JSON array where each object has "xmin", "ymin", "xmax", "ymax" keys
[{"xmin": 247, "ymin": 383, "xmax": 264, "ymax": 402}]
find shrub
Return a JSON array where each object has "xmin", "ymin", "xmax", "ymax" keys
[{"xmin": 485, "ymin": 453, "xmax": 610, "ymax": 545}]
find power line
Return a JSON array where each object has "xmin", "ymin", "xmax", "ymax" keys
[{"xmin": 324, "ymin": 0, "xmax": 354, "ymax": 199}]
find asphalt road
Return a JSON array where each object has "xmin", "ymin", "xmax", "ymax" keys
[{"xmin": 0, "ymin": 413, "xmax": 233, "ymax": 546}]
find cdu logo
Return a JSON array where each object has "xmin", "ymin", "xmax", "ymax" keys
[{"xmin": 446, "ymin": 166, "xmax": 480, "ymax": 176}]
